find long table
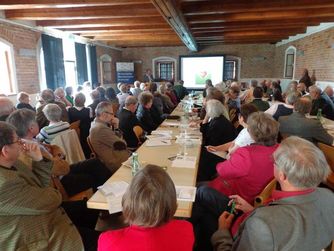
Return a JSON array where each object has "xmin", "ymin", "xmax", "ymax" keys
[{"xmin": 87, "ymin": 104, "xmax": 202, "ymax": 218}]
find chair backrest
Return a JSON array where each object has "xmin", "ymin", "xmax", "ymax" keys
[
  {"xmin": 254, "ymin": 179, "xmax": 277, "ymax": 208},
  {"xmin": 51, "ymin": 129, "xmax": 85, "ymax": 164},
  {"xmin": 70, "ymin": 120, "xmax": 80, "ymax": 138},
  {"xmin": 133, "ymin": 125, "xmax": 144, "ymax": 143},
  {"xmin": 87, "ymin": 136, "xmax": 97, "ymax": 158}
]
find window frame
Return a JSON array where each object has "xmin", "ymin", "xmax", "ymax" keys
[
  {"xmin": 0, "ymin": 38, "xmax": 17, "ymax": 95},
  {"xmin": 284, "ymin": 46, "xmax": 296, "ymax": 79}
]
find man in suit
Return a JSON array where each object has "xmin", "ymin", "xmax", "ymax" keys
[
  {"xmin": 89, "ymin": 102, "xmax": 130, "ymax": 174},
  {"xmin": 0, "ymin": 121, "xmax": 84, "ymax": 250},
  {"xmin": 118, "ymin": 96, "xmax": 141, "ymax": 148},
  {"xmin": 309, "ymin": 85, "xmax": 334, "ymax": 120},
  {"xmin": 212, "ymin": 136, "xmax": 334, "ymax": 251},
  {"xmin": 279, "ymin": 97, "xmax": 334, "ymax": 145}
]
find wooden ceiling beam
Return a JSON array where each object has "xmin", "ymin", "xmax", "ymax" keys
[
  {"xmin": 60, "ymin": 24, "xmax": 171, "ymax": 33},
  {"xmin": 93, "ymin": 34, "xmax": 180, "ymax": 41},
  {"xmin": 5, "ymin": 3, "xmax": 159, "ymax": 20},
  {"xmin": 107, "ymin": 41, "xmax": 183, "ymax": 47},
  {"xmin": 36, "ymin": 17, "xmax": 166, "ymax": 28},
  {"xmin": 151, "ymin": 0, "xmax": 198, "ymax": 51},
  {"xmin": 187, "ymin": 8, "xmax": 334, "ymax": 24},
  {"xmin": 0, "ymin": 0, "xmax": 151, "ymax": 10},
  {"xmin": 196, "ymin": 35, "xmax": 289, "ymax": 41},
  {"xmin": 182, "ymin": 0, "xmax": 334, "ymax": 15},
  {"xmin": 81, "ymin": 30, "xmax": 174, "ymax": 36},
  {"xmin": 198, "ymin": 39, "xmax": 280, "ymax": 44}
]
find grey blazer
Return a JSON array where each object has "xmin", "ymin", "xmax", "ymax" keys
[
  {"xmin": 278, "ymin": 112, "xmax": 333, "ymax": 145},
  {"xmin": 211, "ymin": 188, "xmax": 334, "ymax": 251}
]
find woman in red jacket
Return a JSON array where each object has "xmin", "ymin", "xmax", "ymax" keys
[
  {"xmin": 191, "ymin": 112, "xmax": 279, "ymax": 251},
  {"xmin": 98, "ymin": 165, "xmax": 194, "ymax": 251}
]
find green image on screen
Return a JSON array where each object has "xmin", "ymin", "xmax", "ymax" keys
[{"xmin": 195, "ymin": 71, "xmax": 212, "ymax": 85}]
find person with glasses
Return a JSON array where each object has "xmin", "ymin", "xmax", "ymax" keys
[
  {"xmin": 0, "ymin": 121, "xmax": 85, "ymax": 250},
  {"xmin": 89, "ymin": 102, "xmax": 130, "ymax": 174}
]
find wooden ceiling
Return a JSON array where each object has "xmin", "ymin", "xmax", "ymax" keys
[{"xmin": 2, "ymin": 0, "xmax": 334, "ymax": 51}]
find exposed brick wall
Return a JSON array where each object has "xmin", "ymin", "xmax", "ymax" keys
[
  {"xmin": 96, "ymin": 46, "xmax": 122, "ymax": 84},
  {"xmin": 0, "ymin": 21, "xmax": 41, "ymax": 94},
  {"xmin": 121, "ymin": 44, "xmax": 276, "ymax": 82},
  {"xmin": 274, "ymin": 27, "xmax": 334, "ymax": 82}
]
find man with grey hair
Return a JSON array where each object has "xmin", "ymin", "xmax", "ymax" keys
[
  {"xmin": 89, "ymin": 101, "xmax": 130, "ymax": 173},
  {"xmin": 212, "ymin": 136, "xmax": 334, "ymax": 251},
  {"xmin": 118, "ymin": 96, "xmax": 142, "ymax": 148},
  {"xmin": 265, "ymin": 91, "xmax": 301, "ymax": 120},
  {"xmin": 0, "ymin": 97, "xmax": 15, "ymax": 121},
  {"xmin": 130, "ymin": 80, "xmax": 142, "ymax": 98},
  {"xmin": 36, "ymin": 89, "xmax": 69, "ymax": 128},
  {"xmin": 279, "ymin": 97, "xmax": 333, "ymax": 145},
  {"xmin": 37, "ymin": 104, "xmax": 70, "ymax": 144},
  {"xmin": 309, "ymin": 85, "xmax": 334, "ymax": 120},
  {"xmin": 117, "ymin": 83, "xmax": 130, "ymax": 110}
]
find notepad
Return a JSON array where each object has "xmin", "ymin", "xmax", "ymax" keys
[
  {"xmin": 171, "ymin": 156, "xmax": 197, "ymax": 168},
  {"xmin": 175, "ymin": 186, "xmax": 197, "ymax": 202},
  {"xmin": 145, "ymin": 139, "xmax": 172, "ymax": 147},
  {"xmin": 151, "ymin": 130, "xmax": 173, "ymax": 135},
  {"xmin": 98, "ymin": 181, "xmax": 129, "ymax": 197}
]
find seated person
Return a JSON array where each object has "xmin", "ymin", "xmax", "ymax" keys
[
  {"xmin": 0, "ymin": 97, "xmax": 15, "ymax": 121},
  {"xmin": 265, "ymin": 91, "xmax": 301, "ymax": 121},
  {"xmin": 136, "ymin": 92, "xmax": 158, "ymax": 134},
  {"xmin": 117, "ymin": 83, "xmax": 130, "ymax": 110},
  {"xmin": 149, "ymin": 83, "xmax": 166, "ymax": 125},
  {"xmin": 36, "ymin": 89, "xmax": 68, "ymax": 128},
  {"xmin": 65, "ymin": 86, "xmax": 74, "ymax": 106},
  {"xmin": 212, "ymin": 136, "xmax": 334, "ymax": 251},
  {"xmin": 250, "ymin": 86, "xmax": 270, "ymax": 111},
  {"xmin": 324, "ymin": 85, "xmax": 334, "ymax": 103},
  {"xmin": 191, "ymin": 112, "xmax": 279, "ymax": 251},
  {"xmin": 279, "ymin": 97, "xmax": 334, "ymax": 145},
  {"xmin": 226, "ymin": 86, "xmax": 241, "ymax": 128},
  {"xmin": 130, "ymin": 80, "xmax": 142, "ymax": 98},
  {"xmin": 16, "ymin": 92, "xmax": 35, "ymax": 111},
  {"xmin": 173, "ymin": 80, "xmax": 188, "ymax": 101},
  {"xmin": 0, "ymin": 122, "xmax": 90, "ymax": 250},
  {"xmin": 309, "ymin": 85, "xmax": 334, "ymax": 120},
  {"xmin": 198, "ymin": 99, "xmax": 237, "ymax": 181},
  {"xmin": 37, "ymin": 104, "xmax": 70, "ymax": 144},
  {"xmin": 54, "ymin": 87, "xmax": 72, "ymax": 107},
  {"xmin": 98, "ymin": 165, "xmax": 194, "ymax": 251},
  {"xmin": 88, "ymin": 89, "xmax": 101, "ymax": 118},
  {"xmin": 158, "ymin": 84, "xmax": 175, "ymax": 114},
  {"xmin": 207, "ymin": 103, "xmax": 258, "ymax": 156},
  {"xmin": 68, "ymin": 93, "xmax": 93, "ymax": 158},
  {"xmin": 297, "ymin": 82, "xmax": 308, "ymax": 96},
  {"xmin": 165, "ymin": 82, "xmax": 178, "ymax": 105},
  {"xmin": 118, "ymin": 96, "xmax": 141, "ymax": 148},
  {"xmin": 90, "ymin": 102, "xmax": 130, "ymax": 174}
]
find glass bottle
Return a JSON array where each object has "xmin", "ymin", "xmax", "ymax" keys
[
  {"xmin": 131, "ymin": 152, "xmax": 140, "ymax": 176},
  {"xmin": 317, "ymin": 108, "xmax": 322, "ymax": 121}
]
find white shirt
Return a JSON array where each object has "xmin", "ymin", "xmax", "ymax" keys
[{"xmin": 234, "ymin": 128, "xmax": 254, "ymax": 147}]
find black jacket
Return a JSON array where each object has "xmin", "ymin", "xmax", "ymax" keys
[
  {"xmin": 118, "ymin": 108, "xmax": 141, "ymax": 148},
  {"xmin": 136, "ymin": 105, "xmax": 158, "ymax": 134}
]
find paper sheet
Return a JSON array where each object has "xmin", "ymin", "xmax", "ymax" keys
[
  {"xmin": 175, "ymin": 186, "xmax": 197, "ymax": 202},
  {"xmin": 161, "ymin": 121, "xmax": 181, "ymax": 127},
  {"xmin": 145, "ymin": 139, "xmax": 172, "ymax": 147},
  {"xmin": 106, "ymin": 195, "xmax": 123, "ymax": 214},
  {"xmin": 171, "ymin": 156, "xmax": 197, "ymax": 168},
  {"xmin": 98, "ymin": 181, "xmax": 129, "ymax": 197},
  {"xmin": 151, "ymin": 130, "xmax": 173, "ymax": 135}
]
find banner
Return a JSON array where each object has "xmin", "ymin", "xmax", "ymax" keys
[{"xmin": 116, "ymin": 62, "xmax": 135, "ymax": 84}]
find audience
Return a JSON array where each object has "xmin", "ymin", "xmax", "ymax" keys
[
  {"xmin": 240, "ymin": 79, "xmax": 257, "ymax": 104},
  {"xmin": 89, "ymin": 102, "xmax": 130, "ymax": 174},
  {"xmin": 36, "ymin": 89, "xmax": 68, "ymax": 128},
  {"xmin": 0, "ymin": 121, "xmax": 89, "ymax": 250},
  {"xmin": 149, "ymin": 83, "xmax": 166, "ymax": 125},
  {"xmin": 16, "ymin": 92, "xmax": 35, "ymax": 111},
  {"xmin": 191, "ymin": 112, "xmax": 279, "ymax": 251},
  {"xmin": 130, "ymin": 80, "xmax": 142, "ymax": 98},
  {"xmin": 65, "ymin": 86, "xmax": 74, "ymax": 106},
  {"xmin": 105, "ymin": 87, "xmax": 119, "ymax": 105},
  {"xmin": 297, "ymin": 82, "xmax": 308, "ymax": 96},
  {"xmin": 88, "ymin": 89, "xmax": 101, "ymax": 117},
  {"xmin": 203, "ymin": 79, "xmax": 214, "ymax": 98},
  {"xmin": 165, "ymin": 82, "xmax": 178, "ymax": 105},
  {"xmin": 54, "ymin": 87, "xmax": 72, "ymax": 107},
  {"xmin": 299, "ymin": 68, "xmax": 312, "ymax": 89},
  {"xmin": 118, "ymin": 96, "xmax": 142, "ymax": 148},
  {"xmin": 158, "ymin": 84, "xmax": 175, "ymax": 114},
  {"xmin": 0, "ymin": 97, "xmax": 15, "ymax": 121},
  {"xmin": 117, "ymin": 83, "xmax": 130, "ymax": 110},
  {"xmin": 136, "ymin": 91, "xmax": 158, "ymax": 134},
  {"xmin": 212, "ymin": 137, "xmax": 334, "ymax": 251},
  {"xmin": 198, "ymin": 99, "xmax": 237, "ymax": 181},
  {"xmin": 98, "ymin": 165, "xmax": 194, "ymax": 251},
  {"xmin": 173, "ymin": 80, "xmax": 188, "ymax": 101},
  {"xmin": 36, "ymin": 104, "xmax": 70, "ymax": 144},
  {"xmin": 308, "ymin": 85, "xmax": 334, "ymax": 120},
  {"xmin": 96, "ymin": 86, "xmax": 108, "ymax": 103},
  {"xmin": 250, "ymin": 86, "xmax": 269, "ymax": 111},
  {"xmin": 324, "ymin": 86, "xmax": 334, "ymax": 103},
  {"xmin": 279, "ymin": 97, "xmax": 334, "ymax": 145}
]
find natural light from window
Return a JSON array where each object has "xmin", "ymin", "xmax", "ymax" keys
[{"xmin": 0, "ymin": 41, "xmax": 16, "ymax": 95}]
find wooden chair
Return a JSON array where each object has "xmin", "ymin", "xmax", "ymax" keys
[
  {"xmin": 254, "ymin": 179, "xmax": 277, "ymax": 208},
  {"xmin": 112, "ymin": 103, "xmax": 120, "ymax": 115},
  {"xmin": 70, "ymin": 120, "xmax": 81, "ymax": 139},
  {"xmin": 317, "ymin": 142, "xmax": 334, "ymax": 190},
  {"xmin": 87, "ymin": 136, "xmax": 97, "ymax": 159},
  {"xmin": 133, "ymin": 125, "xmax": 144, "ymax": 144}
]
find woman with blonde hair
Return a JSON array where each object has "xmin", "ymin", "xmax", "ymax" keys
[{"xmin": 98, "ymin": 165, "xmax": 194, "ymax": 251}]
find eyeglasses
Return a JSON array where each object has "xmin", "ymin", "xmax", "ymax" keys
[
  {"xmin": 104, "ymin": 111, "xmax": 114, "ymax": 116},
  {"xmin": 8, "ymin": 138, "xmax": 22, "ymax": 146}
]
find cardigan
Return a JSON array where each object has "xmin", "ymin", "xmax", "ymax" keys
[{"xmin": 98, "ymin": 220, "xmax": 194, "ymax": 251}]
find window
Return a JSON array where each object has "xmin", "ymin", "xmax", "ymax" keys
[
  {"xmin": 63, "ymin": 38, "xmax": 77, "ymax": 87},
  {"xmin": 152, "ymin": 56, "xmax": 177, "ymax": 81},
  {"xmin": 284, "ymin": 46, "xmax": 296, "ymax": 79},
  {"xmin": 99, "ymin": 54, "xmax": 112, "ymax": 85},
  {"xmin": 0, "ymin": 40, "xmax": 16, "ymax": 95},
  {"xmin": 224, "ymin": 60, "xmax": 237, "ymax": 81},
  {"xmin": 158, "ymin": 62, "xmax": 174, "ymax": 81}
]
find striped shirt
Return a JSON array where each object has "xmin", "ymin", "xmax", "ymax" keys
[{"xmin": 37, "ymin": 121, "xmax": 70, "ymax": 144}]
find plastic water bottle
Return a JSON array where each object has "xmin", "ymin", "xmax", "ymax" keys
[
  {"xmin": 317, "ymin": 108, "xmax": 323, "ymax": 121},
  {"xmin": 131, "ymin": 152, "xmax": 140, "ymax": 176}
]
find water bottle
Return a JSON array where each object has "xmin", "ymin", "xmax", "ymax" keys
[
  {"xmin": 131, "ymin": 152, "xmax": 141, "ymax": 176},
  {"xmin": 317, "ymin": 108, "xmax": 322, "ymax": 121}
]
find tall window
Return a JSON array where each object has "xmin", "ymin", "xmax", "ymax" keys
[
  {"xmin": 63, "ymin": 38, "xmax": 77, "ymax": 87},
  {"xmin": 284, "ymin": 46, "xmax": 296, "ymax": 79},
  {"xmin": 0, "ymin": 40, "xmax": 16, "ymax": 95},
  {"xmin": 158, "ymin": 62, "xmax": 174, "ymax": 81},
  {"xmin": 224, "ymin": 60, "xmax": 237, "ymax": 81}
]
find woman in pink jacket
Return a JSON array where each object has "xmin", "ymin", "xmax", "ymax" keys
[
  {"xmin": 98, "ymin": 165, "xmax": 194, "ymax": 251},
  {"xmin": 191, "ymin": 112, "xmax": 279, "ymax": 251}
]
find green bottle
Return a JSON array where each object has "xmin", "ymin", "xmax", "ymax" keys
[
  {"xmin": 131, "ymin": 152, "xmax": 140, "ymax": 176},
  {"xmin": 317, "ymin": 108, "xmax": 322, "ymax": 121}
]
